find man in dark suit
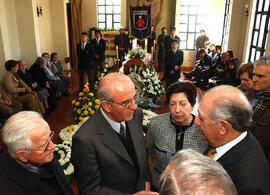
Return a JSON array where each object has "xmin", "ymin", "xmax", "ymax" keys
[
  {"xmin": 157, "ymin": 27, "xmax": 168, "ymax": 71},
  {"xmin": 114, "ymin": 27, "xmax": 129, "ymax": 67},
  {"xmin": 0, "ymin": 111, "xmax": 73, "ymax": 195},
  {"xmin": 195, "ymin": 86, "xmax": 270, "ymax": 195},
  {"xmin": 91, "ymin": 29, "xmax": 106, "ymax": 82},
  {"xmin": 164, "ymin": 39, "xmax": 184, "ymax": 89},
  {"xmin": 77, "ymin": 32, "xmax": 94, "ymax": 91},
  {"xmin": 71, "ymin": 73, "xmax": 158, "ymax": 195},
  {"xmin": 164, "ymin": 26, "xmax": 180, "ymax": 50}
]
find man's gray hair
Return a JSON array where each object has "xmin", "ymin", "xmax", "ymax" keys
[
  {"xmin": 2, "ymin": 111, "xmax": 47, "ymax": 158},
  {"xmin": 159, "ymin": 149, "xmax": 237, "ymax": 195},
  {"xmin": 254, "ymin": 56, "xmax": 270, "ymax": 67},
  {"xmin": 35, "ymin": 57, "xmax": 46, "ymax": 67},
  {"xmin": 97, "ymin": 72, "xmax": 132, "ymax": 101},
  {"xmin": 207, "ymin": 85, "xmax": 252, "ymax": 132}
]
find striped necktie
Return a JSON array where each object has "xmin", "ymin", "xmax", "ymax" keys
[
  {"xmin": 205, "ymin": 147, "xmax": 216, "ymax": 159},
  {"xmin": 120, "ymin": 123, "xmax": 126, "ymax": 137}
]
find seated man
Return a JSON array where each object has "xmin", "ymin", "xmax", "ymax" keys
[
  {"xmin": 183, "ymin": 49, "xmax": 212, "ymax": 81},
  {"xmin": 195, "ymin": 85, "xmax": 270, "ymax": 194},
  {"xmin": 159, "ymin": 149, "xmax": 237, "ymax": 195},
  {"xmin": 0, "ymin": 111, "xmax": 73, "ymax": 194}
]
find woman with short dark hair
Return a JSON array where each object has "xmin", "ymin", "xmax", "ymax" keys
[{"xmin": 148, "ymin": 81, "xmax": 208, "ymax": 191}]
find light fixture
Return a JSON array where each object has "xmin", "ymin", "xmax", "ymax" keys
[
  {"xmin": 245, "ymin": 4, "xmax": 249, "ymax": 16},
  {"xmin": 37, "ymin": 5, "xmax": 43, "ymax": 17}
]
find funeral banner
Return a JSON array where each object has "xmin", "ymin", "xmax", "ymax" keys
[{"xmin": 129, "ymin": 5, "xmax": 151, "ymax": 41}]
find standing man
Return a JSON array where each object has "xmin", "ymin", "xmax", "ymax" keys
[
  {"xmin": 157, "ymin": 27, "xmax": 168, "ymax": 71},
  {"xmin": 164, "ymin": 39, "xmax": 184, "ymax": 89},
  {"xmin": 114, "ymin": 27, "xmax": 129, "ymax": 67},
  {"xmin": 195, "ymin": 30, "xmax": 209, "ymax": 60},
  {"xmin": 164, "ymin": 26, "xmax": 180, "ymax": 51},
  {"xmin": 77, "ymin": 32, "xmax": 94, "ymax": 91},
  {"xmin": 71, "ymin": 73, "xmax": 158, "ymax": 195},
  {"xmin": 0, "ymin": 111, "xmax": 73, "ymax": 194},
  {"xmin": 195, "ymin": 86, "xmax": 270, "ymax": 194},
  {"xmin": 251, "ymin": 56, "xmax": 270, "ymax": 163},
  {"xmin": 91, "ymin": 29, "xmax": 106, "ymax": 82}
]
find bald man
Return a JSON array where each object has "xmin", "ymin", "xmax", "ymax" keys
[
  {"xmin": 71, "ymin": 73, "xmax": 157, "ymax": 195},
  {"xmin": 195, "ymin": 85, "xmax": 270, "ymax": 195}
]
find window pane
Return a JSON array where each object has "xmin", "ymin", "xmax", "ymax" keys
[
  {"xmin": 187, "ymin": 33, "xmax": 195, "ymax": 49},
  {"xmin": 180, "ymin": 41, "xmax": 186, "ymax": 49},
  {"xmin": 114, "ymin": 23, "xmax": 120, "ymax": 29},
  {"xmin": 98, "ymin": 14, "xmax": 105, "ymax": 22},
  {"xmin": 106, "ymin": 0, "xmax": 113, "ymax": 5},
  {"xmin": 190, "ymin": 0, "xmax": 199, "ymax": 6},
  {"xmin": 98, "ymin": 0, "xmax": 105, "ymax": 5},
  {"xmin": 255, "ymin": 14, "xmax": 261, "ymax": 29},
  {"xmin": 253, "ymin": 31, "xmax": 258, "ymax": 45},
  {"xmin": 107, "ymin": 15, "xmax": 112, "ymax": 29},
  {"xmin": 181, "ymin": 6, "xmax": 189, "ymax": 15},
  {"xmin": 258, "ymin": 15, "xmax": 266, "ymax": 47},
  {"xmin": 99, "ymin": 23, "xmax": 105, "ymax": 29},
  {"xmin": 112, "ymin": 0, "xmax": 120, "ymax": 5},
  {"xmin": 180, "ymin": 15, "xmax": 188, "ymax": 23},
  {"xmin": 106, "ymin": 6, "xmax": 113, "ymax": 13},
  {"xmin": 250, "ymin": 48, "xmax": 256, "ymax": 61},
  {"xmin": 258, "ymin": 0, "xmax": 263, "ymax": 12},
  {"xmin": 197, "ymin": 16, "xmax": 205, "ymax": 24},
  {"xmin": 114, "ymin": 6, "xmax": 121, "ymax": 13},
  {"xmin": 114, "ymin": 14, "xmax": 120, "ymax": 22},
  {"xmin": 181, "ymin": 0, "xmax": 189, "ymax": 5},
  {"xmin": 98, "ymin": 6, "xmax": 105, "ymax": 13},
  {"xmin": 180, "ymin": 33, "xmax": 187, "ymax": 40},
  {"xmin": 264, "ymin": 0, "xmax": 270, "ymax": 11},
  {"xmin": 256, "ymin": 50, "xmax": 261, "ymax": 60},
  {"xmin": 180, "ymin": 24, "xmax": 188, "ymax": 32},
  {"xmin": 188, "ymin": 16, "xmax": 196, "ymax": 32},
  {"xmin": 189, "ymin": 6, "xmax": 197, "ymax": 14}
]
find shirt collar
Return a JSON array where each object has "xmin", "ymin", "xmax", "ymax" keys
[
  {"xmin": 214, "ymin": 131, "xmax": 247, "ymax": 160},
  {"xmin": 100, "ymin": 108, "xmax": 126, "ymax": 134}
]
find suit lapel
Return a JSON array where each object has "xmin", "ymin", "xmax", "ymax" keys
[
  {"xmin": 127, "ymin": 117, "xmax": 144, "ymax": 171},
  {"xmin": 97, "ymin": 110, "xmax": 134, "ymax": 166}
]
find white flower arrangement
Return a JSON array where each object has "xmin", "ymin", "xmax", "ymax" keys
[
  {"xmin": 128, "ymin": 65, "xmax": 165, "ymax": 99},
  {"xmin": 128, "ymin": 46, "xmax": 146, "ymax": 59},
  {"xmin": 142, "ymin": 109, "xmax": 158, "ymax": 130}
]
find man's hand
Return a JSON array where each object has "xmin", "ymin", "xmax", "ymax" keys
[
  {"xmin": 95, "ymin": 54, "xmax": 99, "ymax": 59},
  {"xmin": 46, "ymin": 81, "xmax": 50, "ymax": 88},
  {"xmin": 174, "ymin": 65, "xmax": 179, "ymax": 71},
  {"xmin": 32, "ymin": 82, "xmax": 38, "ymax": 88},
  {"xmin": 170, "ymin": 70, "xmax": 175, "ymax": 74},
  {"xmin": 26, "ymin": 87, "xmax": 32, "ymax": 93},
  {"xmin": 133, "ymin": 191, "xmax": 159, "ymax": 195}
]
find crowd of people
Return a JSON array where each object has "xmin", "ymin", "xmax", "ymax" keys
[
  {"xmin": 0, "ymin": 52, "xmax": 71, "ymax": 125},
  {"xmin": 1, "ymin": 25, "xmax": 270, "ymax": 195}
]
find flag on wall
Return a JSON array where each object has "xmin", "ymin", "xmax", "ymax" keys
[{"xmin": 129, "ymin": 5, "xmax": 151, "ymax": 41}]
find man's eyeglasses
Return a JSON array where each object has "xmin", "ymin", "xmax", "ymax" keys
[
  {"xmin": 21, "ymin": 131, "xmax": 54, "ymax": 152},
  {"xmin": 108, "ymin": 94, "xmax": 138, "ymax": 109}
]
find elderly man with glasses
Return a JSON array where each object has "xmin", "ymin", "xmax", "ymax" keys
[
  {"xmin": 71, "ymin": 73, "xmax": 157, "ymax": 195},
  {"xmin": 0, "ymin": 111, "xmax": 73, "ymax": 195}
]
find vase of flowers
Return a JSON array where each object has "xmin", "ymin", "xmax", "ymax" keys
[{"xmin": 128, "ymin": 46, "xmax": 146, "ymax": 59}]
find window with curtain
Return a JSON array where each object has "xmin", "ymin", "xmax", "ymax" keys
[
  {"xmin": 97, "ymin": 0, "xmax": 121, "ymax": 29},
  {"xmin": 178, "ymin": 0, "xmax": 207, "ymax": 50},
  {"xmin": 221, "ymin": 0, "xmax": 232, "ymax": 52},
  {"xmin": 248, "ymin": 0, "xmax": 270, "ymax": 61}
]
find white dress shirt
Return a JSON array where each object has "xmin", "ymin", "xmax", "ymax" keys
[{"xmin": 213, "ymin": 131, "xmax": 247, "ymax": 160}]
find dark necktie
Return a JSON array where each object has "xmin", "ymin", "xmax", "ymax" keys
[
  {"xmin": 120, "ymin": 123, "xmax": 126, "ymax": 137},
  {"xmin": 205, "ymin": 147, "xmax": 216, "ymax": 159}
]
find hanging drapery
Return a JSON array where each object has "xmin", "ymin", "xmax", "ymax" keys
[{"xmin": 70, "ymin": 0, "xmax": 83, "ymax": 82}]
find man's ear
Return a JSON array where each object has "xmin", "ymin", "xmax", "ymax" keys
[
  {"xmin": 101, "ymin": 101, "xmax": 112, "ymax": 113},
  {"xmin": 15, "ymin": 151, "xmax": 28, "ymax": 163},
  {"xmin": 219, "ymin": 120, "xmax": 231, "ymax": 136}
]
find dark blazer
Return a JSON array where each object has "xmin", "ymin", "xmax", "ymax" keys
[
  {"xmin": 114, "ymin": 33, "xmax": 130, "ymax": 54},
  {"xmin": 29, "ymin": 63, "xmax": 49, "ymax": 89},
  {"xmin": 0, "ymin": 151, "xmax": 73, "ymax": 195},
  {"xmin": 164, "ymin": 49, "xmax": 184, "ymax": 80},
  {"xmin": 217, "ymin": 131, "xmax": 270, "ymax": 195},
  {"xmin": 76, "ymin": 42, "xmax": 94, "ymax": 70},
  {"xmin": 71, "ymin": 109, "xmax": 150, "ymax": 195},
  {"xmin": 91, "ymin": 38, "xmax": 106, "ymax": 61},
  {"xmin": 164, "ymin": 35, "xmax": 180, "ymax": 50}
]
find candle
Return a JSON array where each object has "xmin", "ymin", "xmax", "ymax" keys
[
  {"xmin": 133, "ymin": 38, "xmax": 137, "ymax": 49},
  {"xmin": 116, "ymin": 45, "xmax": 119, "ymax": 61},
  {"xmin": 153, "ymin": 40, "xmax": 156, "ymax": 52},
  {"xmin": 151, "ymin": 46, "xmax": 153, "ymax": 61},
  {"xmin": 145, "ymin": 39, "xmax": 148, "ymax": 51}
]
